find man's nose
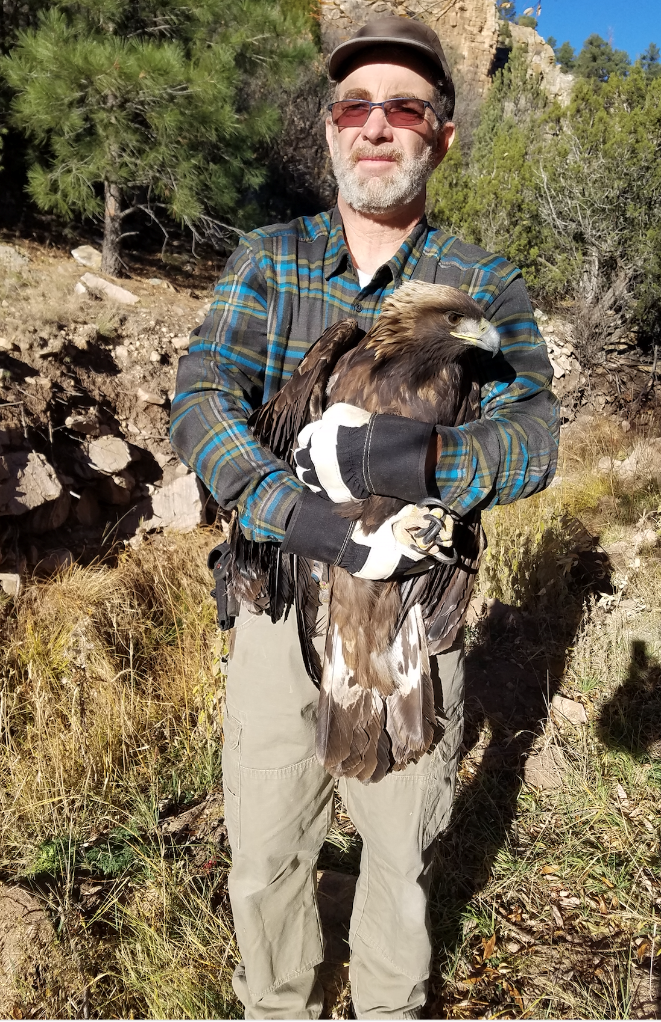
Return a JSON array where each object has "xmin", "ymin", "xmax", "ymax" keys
[{"xmin": 361, "ymin": 105, "xmax": 393, "ymax": 142}]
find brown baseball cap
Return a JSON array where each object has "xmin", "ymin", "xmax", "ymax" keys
[{"xmin": 328, "ymin": 15, "xmax": 454, "ymax": 115}]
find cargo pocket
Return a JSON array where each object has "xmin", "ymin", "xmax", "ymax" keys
[
  {"xmin": 222, "ymin": 709, "xmax": 242, "ymax": 851},
  {"xmin": 422, "ymin": 705, "xmax": 464, "ymax": 848}
]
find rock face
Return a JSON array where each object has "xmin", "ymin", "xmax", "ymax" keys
[
  {"xmin": 319, "ymin": 0, "xmax": 574, "ymax": 109},
  {"xmin": 0, "ymin": 451, "xmax": 63, "ymax": 516},
  {"xmin": 320, "ymin": 0, "xmax": 499, "ymax": 100},
  {"xmin": 509, "ymin": 23, "xmax": 574, "ymax": 105}
]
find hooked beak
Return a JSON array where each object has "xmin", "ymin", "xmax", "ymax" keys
[{"xmin": 450, "ymin": 317, "xmax": 501, "ymax": 355}]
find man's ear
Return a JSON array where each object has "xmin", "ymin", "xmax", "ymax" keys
[{"xmin": 432, "ymin": 121, "xmax": 456, "ymax": 169}]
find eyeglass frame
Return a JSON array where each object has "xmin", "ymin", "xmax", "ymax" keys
[{"xmin": 327, "ymin": 97, "xmax": 442, "ymax": 128}]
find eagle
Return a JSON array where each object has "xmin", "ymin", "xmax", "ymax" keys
[{"xmin": 225, "ymin": 282, "xmax": 500, "ymax": 782}]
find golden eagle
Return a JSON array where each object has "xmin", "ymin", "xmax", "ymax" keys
[{"xmin": 226, "ymin": 281, "xmax": 500, "ymax": 782}]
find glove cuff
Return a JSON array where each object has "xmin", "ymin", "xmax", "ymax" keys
[
  {"xmin": 281, "ymin": 490, "xmax": 355, "ymax": 565},
  {"xmin": 366, "ymin": 414, "xmax": 436, "ymax": 502}
]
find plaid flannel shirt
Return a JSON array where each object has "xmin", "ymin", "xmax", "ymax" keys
[{"xmin": 171, "ymin": 208, "xmax": 559, "ymax": 542}]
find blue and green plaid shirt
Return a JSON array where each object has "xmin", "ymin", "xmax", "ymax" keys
[{"xmin": 171, "ymin": 208, "xmax": 559, "ymax": 542}]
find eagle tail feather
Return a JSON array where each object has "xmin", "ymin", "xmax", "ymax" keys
[{"xmin": 385, "ymin": 604, "xmax": 435, "ymax": 769}]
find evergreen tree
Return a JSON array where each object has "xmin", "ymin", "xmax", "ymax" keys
[
  {"xmin": 546, "ymin": 36, "xmax": 557, "ymax": 51},
  {"xmin": 555, "ymin": 41, "xmax": 576, "ymax": 72},
  {"xmin": 1, "ymin": 1, "xmax": 314, "ymax": 274},
  {"xmin": 574, "ymin": 34, "xmax": 630, "ymax": 81},
  {"xmin": 640, "ymin": 43, "xmax": 661, "ymax": 79}
]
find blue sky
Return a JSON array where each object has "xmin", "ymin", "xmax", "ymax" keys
[{"xmin": 534, "ymin": 0, "xmax": 661, "ymax": 61}]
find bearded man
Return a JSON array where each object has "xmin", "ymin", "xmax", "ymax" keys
[{"xmin": 171, "ymin": 17, "xmax": 559, "ymax": 1020}]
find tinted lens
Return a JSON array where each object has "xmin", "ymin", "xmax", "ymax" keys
[
  {"xmin": 331, "ymin": 101, "xmax": 372, "ymax": 127},
  {"xmin": 383, "ymin": 99, "xmax": 427, "ymax": 125}
]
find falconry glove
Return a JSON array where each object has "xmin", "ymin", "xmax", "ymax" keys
[
  {"xmin": 294, "ymin": 402, "xmax": 436, "ymax": 505},
  {"xmin": 281, "ymin": 490, "xmax": 454, "ymax": 581}
]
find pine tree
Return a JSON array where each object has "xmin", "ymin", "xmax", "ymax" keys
[
  {"xmin": 574, "ymin": 34, "xmax": 630, "ymax": 81},
  {"xmin": 1, "ymin": 1, "xmax": 314, "ymax": 274},
  {"xmin": 640, "ymin": 43, "xmax": 661, "ymax": 80},
  {"xmin": 555, "ymin": 41, "xmax": 576, "ymax": 72}
]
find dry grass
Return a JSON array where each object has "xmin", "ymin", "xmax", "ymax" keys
[{"xmin": 1, "ymin": 419, "xmax": 660, "ymax": 1018}]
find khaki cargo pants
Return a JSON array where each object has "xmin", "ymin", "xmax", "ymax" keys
[{"xmin": 222, "ymin": 603, "xmax": 464, "ymax": 1020}]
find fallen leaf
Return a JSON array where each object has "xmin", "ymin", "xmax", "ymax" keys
[
  {"xmin": 542, "ymin": 864, "xmax": 560, "ymax": 875},
  {"xmin": 637, "ymin": 941, "xmax": 651, "ymax": 960},
  {"xmin": 611, "ymin": 894, "xmax": 619, "ymax": 909},
  {"xmin": 552, "ymin": 904, "xmax": 564, "ymax": 928},
  {"xmin": 601, "ymin": 876, "xmax": 615, "ymax": 889},
  {"xmin": 598, "ymin": 895, "xmax": 609, "ymax": 915},
  {"xmin": 482, "ymin": 933, "xmax": 497, "ymax": 960}
]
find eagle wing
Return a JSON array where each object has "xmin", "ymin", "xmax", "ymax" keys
[
  {"xmin": 249, "ymin": 318, "xmax": 362, "ymax": 456},
  {"xmin": 231, "ymin": 318, "xmax": 363, "ymax": 686}
]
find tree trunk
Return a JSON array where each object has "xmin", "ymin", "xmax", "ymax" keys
[{"xmin": 102, "ymin": 180, "xmax": 123, "ymax": 277}]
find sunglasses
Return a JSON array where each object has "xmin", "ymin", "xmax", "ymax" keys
[{"xmin": 328, "ymin": 97, "xmax": 440, "ymax": 129}]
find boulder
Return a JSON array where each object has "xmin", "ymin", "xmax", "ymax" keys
[
  {"xmin": 0, "ymin": 452, "xmax": 62, "ymax": 516},
  {"xmin": 71, "ymin": 245, "xmax": 102, "ymax": 270},
  {"xmin": 142, "ymin": 472, "xmax": 205, "ymax": 532},
  {"xmin": 87, "ymin": 436, "xmax": 134, "ymax": 474}
]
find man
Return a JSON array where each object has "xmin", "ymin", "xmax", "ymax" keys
[{"xmin": 171, "ymin": 16, "xmax": 559, "ymax": 1019}]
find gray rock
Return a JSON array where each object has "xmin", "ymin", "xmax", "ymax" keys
[
  {"xmin": 0, "ymin": 573, "xmax": 20, "ymax": 597},
  {"xmin": 136, "ymin": 386, "xmax": 165, "ymax": 406},
  {"xmin": 524, "ymin": 746, "xmax": 566, "ymax": 789},
  {"xmin": 71, "ymin": 245, "xmax": 102, "ymax": 270},
  {"xmin": 80, "ymin": 272, "xmax": 139, "ymax": 305},
  {"xmin": 65, "ymin": 410, "xmax": 103, "ymax": 436},
  {"xmin": 142, "ymin": 471, "xmax": 205, "ymax": 532},
  {"xmin": 0, "ymin": 452, "xmax": 63, "ymax": 516},
  {"xmin": 172, "ymin": 335, "xmax": 190, "ymax": 351},
  {"xmin": 551, "ymin": 694, "xmax": 587, "ymax": 726},
  {"xmin": 28, "ymin": 490, "xmax": 71, "ymax": 534},
  {"xmin": 0, "ymin": 243, "xmax": 29, "ymax": 271},
  {"xmin": 87, "ymin": 436, "xmax": 134, "ymax": 474}
]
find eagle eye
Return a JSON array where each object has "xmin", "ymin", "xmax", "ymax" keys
[{"xmin": 446, "ymin": 312, "xmax": 462, "ymax": 327}]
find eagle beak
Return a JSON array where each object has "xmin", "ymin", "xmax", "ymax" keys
[{"xmin": 450, "ymin": 317, "xmax": 501, "ymax": 355}]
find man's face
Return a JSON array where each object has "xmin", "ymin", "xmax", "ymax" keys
[{"xmin": 326, "ymin": 54, "xmax": 455, "ymax": 215}]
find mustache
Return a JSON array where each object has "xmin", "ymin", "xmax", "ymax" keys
[{"xmin": 348, "ymin": 145, "xmax": 405, "ymax": 166}]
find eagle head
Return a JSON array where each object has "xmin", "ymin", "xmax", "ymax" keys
[{"xmin": 373, "ymin": 281, "xmax": 501, "ymax": 360}]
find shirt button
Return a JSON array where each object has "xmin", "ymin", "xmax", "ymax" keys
[{"xmin": 353, "ymin": 302, "xmax": 362, "ymax": 313}]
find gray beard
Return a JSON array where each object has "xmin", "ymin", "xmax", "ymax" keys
[{"xmin": 331, "ymin": 137, "xmax": 436, "ymax": 214}]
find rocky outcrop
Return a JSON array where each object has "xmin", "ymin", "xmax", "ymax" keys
[
  {"xmin": 320, "ymin": 0, "xmax": 499, "ymax": 99},
  {"xmin": 0, "ymin": 246, "xmax": 215, "ymax": 583},
  {"xmin": 319, "ymin": 0, "xmax": 574, "ymax": 108},
  {"xmin": 509, "ymin": 23, "xmax": 574, "ymax": 105}
]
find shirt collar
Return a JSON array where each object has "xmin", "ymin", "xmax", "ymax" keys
[{"xmin": 324, "ymin": 206, "xmax": 430, "ymax": 284}]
